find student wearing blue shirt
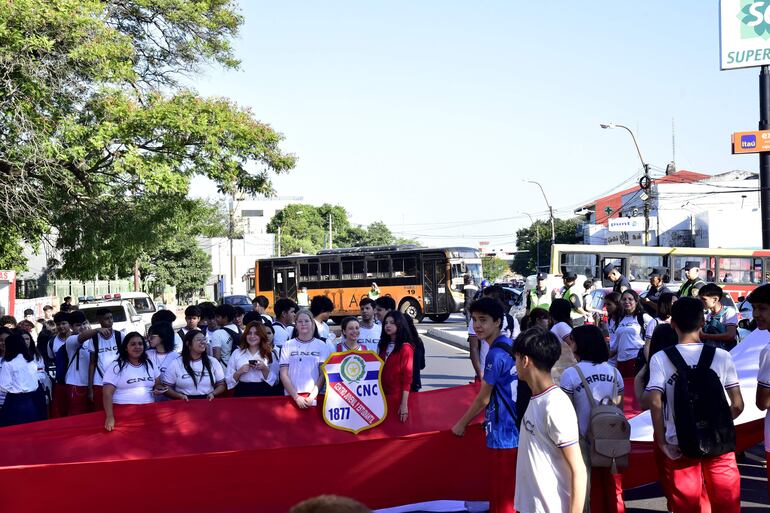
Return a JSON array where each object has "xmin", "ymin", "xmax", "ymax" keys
[{"xmin": 452, "ymin": 297, "xmax": 519, "ymax": 513}]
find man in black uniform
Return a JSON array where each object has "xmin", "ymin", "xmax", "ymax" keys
[
  {"xmin": 641, "ymin": 266, "xmax": 672, "ymax": 315},
  {"xmin": 603, "ymin": 263, "xmax": 630, "ymax": 293},
  {"xmin": 677, "ymin": 261, "xmax": 706, "ymax": 298}
]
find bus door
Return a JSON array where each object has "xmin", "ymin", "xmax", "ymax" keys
[
  {"xmin": 600, "ymin": 256, "xmax": 628, "ymax": 288},
  {"xmin": 273, "ymin": 266, "xmax": 298, "ymax": 301},
  {"xmin": 422, "ymin": 257, "xmax": 449, "ymax": 314}
]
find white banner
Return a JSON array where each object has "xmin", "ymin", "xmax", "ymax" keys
[{"xmin": 720, "ymin": 1, "xmax": 770, "ymax": 70}]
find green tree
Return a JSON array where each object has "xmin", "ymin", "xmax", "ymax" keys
[
  {"xmin": 142, "ymin": 239, "xmax": 212, "ymax": 300},
  {"xmin": 482, "ymin": 256, "xmax": 510, "ymax": 281},
  {"xmin": 0, "ymin": 1, "xmax": 295, "ymax": 273},
  {"xmin": 513, "ymin": 218, "xmax": 582, "ymax": 276}
]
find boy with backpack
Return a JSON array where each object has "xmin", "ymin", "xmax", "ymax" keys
[
  {"xmin": 698, "ymin": 283, "xmax": 739, "ymax": 351},
  {"xmin": 513, "ymin": 326, "xmax": 586, "ymax": 513},
  {"xmin": 747, "ymin": 284, "xmax": 770, "ymax": 502},
  {"xmin": 452, "ymin": 297, "xmax": 519, "ymax": 513},
  {"xmin": 211, "ymin": 304, "xmax": 241, "ymax": 366},
  {"xmin": 79, "ymin": 308, "xmax": 124, "ymax": 411},
  {"xmin": 644, "ymin": 296, "xmax": 744, "ymax": 513}
]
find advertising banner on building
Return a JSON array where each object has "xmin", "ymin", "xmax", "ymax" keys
[
  {"xmin": 720, "ymin": 1, "xmax": 770, "ymax": 70},
  {"xmin": 608, "ymin": 216, "xmax": 655, "ymax": 232}
]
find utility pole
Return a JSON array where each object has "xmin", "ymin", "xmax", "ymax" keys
[
  {"xmin": 228, "ymin": 188, "xmax": 236, "ymax": 295},
  {"xmin": 525, "ymin": 180, "xmax": 555, "ymax": 245},
  {"xmin": 277, "ymin": 226, "xmax": 282, "ymax": 257},
  {"xmin": 760, "ymin": 66, "xmax": 770, "ymax": 248},
  {"xmin": 328, "ymin": 213, "xmax": 333, "ymax": 249},
  {"xmin": 521, "ymin": 212, "xmax": 540, "ymax": 272}
]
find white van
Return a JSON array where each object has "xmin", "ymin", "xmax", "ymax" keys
[{"xmin": 118, "ymin": 292, "xmax": 159, "ymax": 331}]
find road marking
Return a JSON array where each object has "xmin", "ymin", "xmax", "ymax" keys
[{"xmin": 420, "ymin": 332, "xmax": 469, "ymax": 353}]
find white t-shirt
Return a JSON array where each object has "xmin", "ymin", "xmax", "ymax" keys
[
  {"xmin": 757, "ymin": 341, "xmax": 770, "ymax": 452},
  {"xmin": 83, "ymin": 330, "xmax": 125, "ymax": 386},
  {"xmin": 47, "ymin": 334, "xmax": 69, "ymax": 360},
  {"xmin": 64, "ymin": 334, "xmax": 91, "ymax": 386},
  {"xmin": 0, "ymin": 355, "xmax": 40, "ymax": 393},
  {"xmin": 145, "ymin": 349, "xmax": 180, "ymax": 383},
  {"xmin": 706, "ymin": 305, "xmax": 739, "ymax": 327},
  {"xmin": 103, "ymin": 361, "xmax": 160, "ymax": 404},
  {"xmin": 646, "ymin": 343, "xmax": 740, "ymax": 446},
  {"xmin": 272, "ymin": 322, "xmax": 292, "ymax": 348},
  {"xmin": 644, "ymin": 317, "xmax": 668, "ymax": 342},
  {"xmin": 210, "ymin": 324, "xmax": 240, "ymax": 365},
  {"xmin": 560, "ymin": 361, "xmax": 624, "ymax": 437},
  {"xmin": 358, "ymin": 323, "xmax": 382, "ymax": 347},
  {"xmin": 607, "ymin": 318, "xmax": 618, "ymax": 367},
  {"xmin": 279, "ymin": 338, "xmax": 331, "ymax": 395},
  {"xmin": 615, "ymin": 314, "xmax": 652, "ymax": 362},
  {"xmin": 471, "ymin": 315, "xmax": 520, "ymax": 367},
  {"xmin": 163, "ymin": 357, "xmax": 225, "ymax": 396},
  {"xmin": 226, "ymin": 347, "xmax": 279, "ymax": 389},
  {"xmin": 315, "ymin": 319, "xmax": 330, "ymax": 339},
  {"xmin": 514, "ymin": 385, "xmax": 580, "ymax": 513}
]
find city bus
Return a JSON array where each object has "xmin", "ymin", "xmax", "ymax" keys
[
  {"xmin": 251, "ymin": 245, "xmax": 482, "ymax": 322},
  {"xmin": 551, "ymin": 243, "xmax": 770, "ymax": 301}
]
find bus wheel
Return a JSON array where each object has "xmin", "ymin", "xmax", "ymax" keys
[
  {"xmin": 400, "ymin": 299, "xmax": 423, "ymax": 323},
  {"xmin": 428, "ymin": 313, "xmax": 450, "ymax": 323}
]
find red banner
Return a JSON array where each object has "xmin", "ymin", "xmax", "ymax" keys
[{"xmin": 0, "ymin": 383, "xmax": 762, "ymax": 513}]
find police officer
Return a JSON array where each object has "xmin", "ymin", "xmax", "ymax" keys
[
  {"xmin": 603, "ymin": 263, "xmax": 630, "ymax": 293},
  {"xmin": 677, "ymin": 261, "xmax": 706, "ymax": 298},
  {"xmin": 553, "ymin": 271, "xmax": 587, "ymax": 326},
  {"xmin": 526, "ymin": 272, "xmax": 550, "ymax": 314},
  {"xmin": 641, "ymin": 266, "xmax": 673, "ymax": 315}
]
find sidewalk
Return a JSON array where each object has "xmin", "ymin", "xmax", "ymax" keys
[{"xmin": 424, "ymin": 324, "xmax": 469, "ymax": 351}]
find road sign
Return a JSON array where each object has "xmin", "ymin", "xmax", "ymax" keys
[
  {"xmin": 732, "ymin": 130, "xmax": 770, "ymax": 153},
  {"xmin": 322, "ymin": 351, "xmax": 387, "ymax": 434}
]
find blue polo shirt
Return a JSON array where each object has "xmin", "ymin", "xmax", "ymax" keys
[{"xmin": 482, "ymin": 335, "xmax": 519, "ymax": 449}]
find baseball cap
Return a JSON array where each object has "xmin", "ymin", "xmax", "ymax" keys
[
  {"xmin": 536, "ymin": 272, "xmax": 547, "ymax": 281},
  {"xmin": 682, "ymin": 261, "xmax": 700, "ymax": 271},
  {"xmin": 602, "ymin": 263, "xmax": 617, "ymax": 276},
  {"xmin": 563, "ymin": 271, "xmax": 577, "ymax": 280},
  {"xmin": 648, "ymin": 267, "xmax": 666, "ymax": 278}
]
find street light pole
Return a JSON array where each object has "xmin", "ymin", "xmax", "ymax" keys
[
  {"xmin": 600, "ymin": 123, "xmax": 653, "ymax": 246},
  {"xmin": 520, "ymin": 212, "xmax": 540, "ymax": 272},
  {"xmin": 525, "ymin": 180, "xmax": 555, "ymax": 246}
]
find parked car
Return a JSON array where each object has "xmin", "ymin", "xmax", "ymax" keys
[
  {"xmin": 220, "ymin": 295, "xmax": 255, "ymax": 312},
  {"xmin": 119, "ymin": 292, "xmax": 159, "ymax": 331},
  {"xmin": 76, "ymin": 296, "xmax": 145, "ymax": 334}
]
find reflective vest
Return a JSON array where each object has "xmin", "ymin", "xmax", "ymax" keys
[
  {"xmin": 678, "ymin": 279, "xmax": 706, "ymax": 298},
  {"xmin": 529, "ymin": 288, "xmax": 550, "ymax": 310},
  {"xmin": 562, "ymin": 286, "xmax": 583, "ymax": 320}
]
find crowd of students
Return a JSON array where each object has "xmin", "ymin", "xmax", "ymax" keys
[
  {"xmin": 453, "ymin": 277, "xmax": 770, "ymax": 513},
  {"xmin": 0, "ymin": 294, "xmax": 425, "ymax": 432}
]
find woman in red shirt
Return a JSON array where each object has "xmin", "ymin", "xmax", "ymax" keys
[{"xmin": 378, "ymin": 310, "xmax": 414, "ymax": 423}]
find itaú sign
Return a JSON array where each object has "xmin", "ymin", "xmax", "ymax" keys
[{"xmin": 608, "ymin": 216, "xmax": 654, "ymax": 233}]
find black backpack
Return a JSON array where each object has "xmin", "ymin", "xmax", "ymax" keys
[
  {"xmin": 664, "ymin": 345, "xmax": 736, "ymax": 459},
  {"xmin": 92, "ymin": 331, "xmax": 122, "ymax": 379},
  {"xmin": 220, "ymin": 327, "xmax": 241, "ymax": 358},
  {"xmin": 491, "ymin": 340, "xmax": 531, "ymax": 429}
]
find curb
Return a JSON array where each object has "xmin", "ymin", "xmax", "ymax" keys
[{"xmin": 426, "ymin": 328, "xmax": 470, "ymax": 351}]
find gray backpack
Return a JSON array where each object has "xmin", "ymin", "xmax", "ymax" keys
[{"xmin": 575, "ymin": 365, "xmax": 631, "ymax": 473}]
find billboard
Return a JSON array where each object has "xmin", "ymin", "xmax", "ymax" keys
[
  {"xmin": 720, "ymin": 1, "xmax": 770, "ymax": 70},
  {"xmin": 732, "ymin": 129, "xmax": 770, "ymax": 152},
  {"xmin": 608, "ymin": 216, "xmax": 655, "ymax": 232}
]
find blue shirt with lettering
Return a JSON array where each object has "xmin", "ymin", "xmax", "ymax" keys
[{"xmin": 482, "ymin": 335, "xmax": 519, "ymax": 449}]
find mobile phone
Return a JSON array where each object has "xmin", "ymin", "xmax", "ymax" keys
[{"xmin": 249, "ymin": 360, "xmax": 257, "ymax": 365}]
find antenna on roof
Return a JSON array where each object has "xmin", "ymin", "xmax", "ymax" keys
[{"xmin": 671, "ymin": 117, "xmax": 676, "ymax": 167}]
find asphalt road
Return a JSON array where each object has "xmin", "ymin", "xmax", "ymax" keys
[{"xmin": 412, "ymin": 315, "xmax": 770, "ymax": 513}]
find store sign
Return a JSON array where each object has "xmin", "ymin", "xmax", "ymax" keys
[
  {"xmin": 732, "ymin": 129, "xmax": 770, "ymax": 153},
  {"xmin": 720, "ymin": 1, "xmax": 770, "ymax": 70},
  {"xmin": 608, "ymin": 216, "xmax": 653, "ymax": 232}
]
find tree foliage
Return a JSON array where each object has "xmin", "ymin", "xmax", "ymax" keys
[
  {"xmin": 0, "ymin": 0, "xmax": 295, "ymax": 278},
  {"xmin": 513, "ymin": 218, "xmax": 583, "ymax": 276},
  {"xmin": 482, "ymin": 256, "xmax": 511, "ymax": 282},
  {"xmin": 266, "ymin": 204, "xmax": 416, "ymax": 255}
]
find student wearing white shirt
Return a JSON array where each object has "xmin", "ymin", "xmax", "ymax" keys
[
  {"xmin": 0, "ymin": 333, "xmax": 47, "ymax": 426},
  {"xmin": 614, "ymin": 290, "xmax": 652, "ymax": 378},
  {"xmin": 272, "ymin": 299, "xmax": 298, "ymax": 349},
  {"xmin": 549, "ymin": 298, "xmax": 577, "ymax": 386},
  {"xmin": 62, "ymin": 311, "xmax": 92, "ymax": 416},
  {"xmin": 747, "ymin": 284, "xmax": 770, "ymax": 502},
  {"xmin": 357, "ymin": 298, "xmax": 381, "ymax": 347},
  {"xmin": 280, "ymin": 310, "xmax": 331, "ymax": 409},
  {"xmin": 699, "ymin": 284, "xmax": 739, "ymax": 351},
  {"xmin": 227, "ymin": 321, "xmax": 279, "ymax": 396},
  {"xmin": 103, "ymin": 332, "xmax": 163, "ymax": 431},
  {"xmin": 146, "ymin": 323, "xmax": 180, "ymax": 396},
  {"xmin": 164, "ymin": 330, "xmax": 225, "ymax": 401},
  {"xmin": 211, "ymin": 304, "xmax": 241, "ymax": 365},
  {"xmin": 561, "ymin": 325, "xmax": 625, "ymax": 513},
  {"xmin": 0, "ymin": 328, "xmax": 11, "ymax": 408},
  {"xmin": 310, "ymin": 294, "xmax": 335, "ymax": 341},
  {"xmin": 252, "ymin": 295, "xmax": 273, "ymax": 325},
  {"xmin": 17, "ymin": 329, "xmax": 50, "ymax": 414},
  {"xmin": 79, "ymin": 308, "xmax": 123, "ymax": 412},
  {"xmin": 335, "ymin": 317, "xmax": 373, "ymax": 352}
]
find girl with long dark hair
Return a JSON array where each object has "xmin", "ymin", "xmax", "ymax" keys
[
  {"xmin": 378, "ymin": 310, "xmax": 414, "ymax": 423},
  {"xmin": 164, "ymin": 330, "xmax": 226, "ymax": 401},
  {"xmin": 615, "ymin": 290, "xmax": 652, "ymax": 378},
  {"xmin": 0, "ymin": 333, "xmax": 46, "ymax": 426},
  {"xmin": 146, "ymin": 322, "xmax": 180, "ymax": 389},
  {"xmin": 103, "ymin": 332, "xmax": 164, "ymax": 431},
  {"xmin": 17, "ymin": 329, "xmax": 50, "ymax": 416},
  {"xmin": 227, "ymin": 321, "xmax": 279, "ymax": 397},
  {"xmin": 603, "ymin": 292, "xmax": 622, "ymax": 367}
]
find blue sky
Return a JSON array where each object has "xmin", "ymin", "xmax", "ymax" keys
[{"xmin": 192, "ymin": 1, "xmax": 760, "ymax": 248}]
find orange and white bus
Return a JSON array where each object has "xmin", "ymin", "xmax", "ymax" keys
[
  {"xmin": 251, "ymin": 245, "xmax": 482, "ymax": 322},
  {"xmin": 551, "ymin": 243, "xmax": 770, "ymax": 301}
]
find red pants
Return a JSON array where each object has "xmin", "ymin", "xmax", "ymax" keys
[
  {"xmin": 660, "ymin": 450, "xmax": 739, "ymax": 513},
  {"xmin": 64, "ymin": 385, "xmax": 90, "ymax": 416},
  {"xmin": 50, "ymin": 384, "xmax": 67, "ymax": 418},
  {"xmin": 489, "ymin": 447, "xmax": 516, "ymax": 513},
  {"xmin": 590, "ymin": 467, "xmax": 625, "ymax": 513},
  {"xmin": 92, "ymin": 385, "xmax": 103, "ymax": 412},
  {"xmin": 616, "ymin": 359, "xmax": 636, "ymax": 379}
]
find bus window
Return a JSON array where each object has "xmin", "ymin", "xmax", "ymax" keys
[
  {"xmin": 392, "ymin": 257, "xmax": 417, "ymax": 278},
  {"xmin": 561, "ymin": 253, "xmax": 599, "ymax": 280},
  {"xmin": 600, "ymin": 257, "xmax": 624, "ymax": 287},
  {"xmin": 341, "ymin": 257, "xmax": 365, "ymax": 280},
  {"xmin": 628, "ymin": 255, "xmax": 663, "ymax": 282},
  {"xmin": 320, "ymin": 261, "xmax": 340, "ymax": 281},
  {"xmin": 672, "ymin": 256, "xmax": 712, "ymax": 283},
  {"xmin": 718, "ymin": 257, "xmax": 762, "ymax": 284},
  {"xmin": 300, "ymin": 259, "xmax": 320, "ymax": 282},
  {"xmin": 366, "ymin": 258, "xmax": 390, "ymax": 279},
  {"xmin": 258, "ymin": 261, "xmax": 273, "ymax": 291}
]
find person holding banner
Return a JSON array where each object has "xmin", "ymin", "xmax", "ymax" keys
[
  {"xmin": 748, "ymin": 284, "xmax": 770, "ymax": 501},
  {"xmin": 378, "ymin": 310, "xmax": 414, "ymax": 423},
  {"xmin": 164, "ymin": 330, "xmax": 226, "ymax": 401},
  {"xmin": 228, "ymin": 322, "xmax": 279, "ymax": 397},
  {"xmin": 280, "ymin": 310, "xmax": 331, "ymax": 409}
]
